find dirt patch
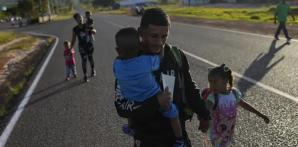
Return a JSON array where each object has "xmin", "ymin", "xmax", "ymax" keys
[
  {"xmin": 170, "ymin": 16, "xmax": 298, "ymax": 39},
  {"xmin": 0, "ymin": 36, "xmax": 54, "ymax": 119}
]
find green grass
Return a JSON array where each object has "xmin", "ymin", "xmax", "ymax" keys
[
  {"xmin": 4, "ymin": 36, "xmax": 38, "ymax": 51},
  {"xmin": 157, "ymin": 5, "xmax": 298, "ymax": 24},
  {"xmin": 81, "ymin": 4, "xmax": 129, "ymax": 15},
  {"xmin": 0, "ymin": 37, "xmax": 55, "ymax": 117},
  {"xmin": 52, "ymin": 11, "xmax": 74, "ymax": 21},
  {"xmin": 0, "ymin": 32, "xmax": 18, "ymax": 45}
]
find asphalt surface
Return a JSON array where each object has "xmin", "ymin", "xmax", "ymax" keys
[{"xmin": 1, "ymin": 14, "xmax": 297, "ymax": 147}]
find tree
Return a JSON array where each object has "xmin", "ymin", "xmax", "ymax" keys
[{"xmin": 93, "ymin": 0, "xmax": 116, "ymax": 7}]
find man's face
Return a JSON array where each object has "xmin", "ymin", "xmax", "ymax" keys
[
  {"xmin": 140, "ymin": 25, "xmax": 169, "ymax": 54},
  {"xmin": 75, "ymin": 15, "xmax": 83, "ymax": 24},
  {"xmin": 86, "ymin": 13, "xmax": 91, "ymax": 19}
]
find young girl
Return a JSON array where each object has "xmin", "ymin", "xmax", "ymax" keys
[
  {"xmin": 202, "ymin": 64, "xmax": 269, "ymax": 147},
  {"xmin": 64, "ymin": 41, "xmax": 77, "ymax": 80}
]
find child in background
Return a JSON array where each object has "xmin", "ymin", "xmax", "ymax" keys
[
  {"xmin": 202, "ymin": 64, "xmax": 270, "ymax": 147},
  {"xmin": 113, "ymin": 27, "xmax": 186, "ymax": 147},
  {"xmin": 64, "ymin": 41, "xmax": 77, "ymax": 80}
]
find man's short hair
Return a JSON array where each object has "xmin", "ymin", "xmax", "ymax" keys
[
  {"xmin": 115, "ymin": 27, "xmax": 140, "ymax": 53},
  {"xmin": 140, "ymin": 8, "xmax": 170, "ymax": 28},
  {"xmin": 73, "ymin": 13, "xmax": 81, "ymax": 19},
  {"xmin": 85, "ymin": 11, "xmax": 91, "ymax": 15}
]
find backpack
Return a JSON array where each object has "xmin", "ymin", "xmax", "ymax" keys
[
  {"xmin": 168, "ymin": 45, "xmax": 194, "ymax": 120},
  {"xmin": 202, "ymin": 88, "xmax": 238, "ymax": 110}
]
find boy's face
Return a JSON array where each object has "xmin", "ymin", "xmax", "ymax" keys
[{"xmin": 140, "ymin": 25, "xmax": 169, "ymax": 54}]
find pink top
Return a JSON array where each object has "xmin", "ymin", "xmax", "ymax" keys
[{"xmin": 64, "ymin": 48, "xmax": 76, "ymax": 65}]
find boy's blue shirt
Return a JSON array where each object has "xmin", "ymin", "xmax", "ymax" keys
[{"xmin": 113, "ymin": 55, "xmax": 161, "ymax": 102}]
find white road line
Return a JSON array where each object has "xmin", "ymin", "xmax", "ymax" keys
[
  {"xmin": 106, "ymin": 15, "xmax": 298, "ymax": 42},
  {"xmin": 0, "ymin": 32, "xmax": 59, "ymax": 147},
  {"xmin": 184, "ymin": 51, "xmax": 298, "ymax": 103},
  {"xmin": 104, "ymin": 19, "xmax": 128, "ymax": 28},
  {"xmin": 174, "ymin": 22, "xmax": 298, "ymax": 42},
  {"xmin": 104, "ymin": 19, "xmax": 298, "ymax": 103}
]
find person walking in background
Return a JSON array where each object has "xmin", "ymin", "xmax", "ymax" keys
[
  {"xmin": 274, "ymin": 0, "xmax": 295, "ymax": 43},
  {"xmin": 64, "ymin": 41, "xmax": 77, "ymax": 81}
]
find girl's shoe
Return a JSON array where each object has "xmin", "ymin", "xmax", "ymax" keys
[{"xmin": 122, "ymin": 124, "xmax": 134, "ymax": 137}]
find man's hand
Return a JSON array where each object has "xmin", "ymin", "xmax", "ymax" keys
[
  {"xmin": 274, "ymin": 20, "xmax": 277, "ymax": 24},
  {"xmin": 198, "ymin": 118, "xmax": 209, "ymax": 133},
  {"xmin": 157, "ymin": 88, "xmax": 172, "ymax": 110}
]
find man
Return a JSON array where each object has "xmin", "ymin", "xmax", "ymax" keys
[
  {"xmin": 114, "ymin": 8, "xmax": 210, "ymax": 147},
  {"xmin": 274, "ymin": 0, "xmax": 295, "ymax": 42},
  {"xmin": 71, "ymin": 13, "xmax": 96, "ymax": 82}
]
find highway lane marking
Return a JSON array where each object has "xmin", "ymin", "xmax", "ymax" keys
[
  {"xmin": 101, "ymin": 14, "xmax": 298, "ymax": 42},
  {"xmin": 0, "ymin": 32, "xmax": 59, "ymax": 147},
  {"xmin": 104, "ymin": 19, "xmax": 298, "ymax": 104}
]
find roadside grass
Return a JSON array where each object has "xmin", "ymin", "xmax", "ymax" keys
[
  {"xmin": 81, "ymin": 4, "xmax": 129, "ymax": 15},
  {"xmin": 0, "ymin": 32, "xmax": 18, "ymax": 45},
  {"xmin": 0, "ymin": 35, "xmax": 54, "ymax": 118},
  {"xmin": 87, "ymin": 4, "xmax": 298, "ymax": 24},
  {"xmin": 158, "ymin": 5, "xmax": 298, "ymax": 24},
  {"xmin": 52, "ymin": 10, "xmax": 74, "ymax": 21},
  {"xmin": 3, "ymin": 36, "xmax": 37, "ymax": 52}
]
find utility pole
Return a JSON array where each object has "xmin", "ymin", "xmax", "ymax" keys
[{"xmin": 47, "ymin": 0, "xmax": 52, "ymax": 21}]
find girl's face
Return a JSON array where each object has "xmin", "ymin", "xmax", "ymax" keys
[{"xmin": 208, "ymin": 75, "xmax": 228, "ymax": 92}]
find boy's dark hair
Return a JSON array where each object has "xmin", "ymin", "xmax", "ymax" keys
[
  {"xmin": 208, "ymin": 64, "xmax": 233, "ymax": 110},
  {"xmin": 73, "ymin": 13, "xmax": 80, "ymax": 19},
  {"xmin": 140, "ymin": 8, "xmax": 170, "ymax": 28},
  {"xmin": 115, "ymin": 27, "xmax": 140, "ymax": 57}
]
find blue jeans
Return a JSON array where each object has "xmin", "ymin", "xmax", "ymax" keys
[{"xmin": 66, "ymin": 64, "xmax": 77, "ymax": 77}]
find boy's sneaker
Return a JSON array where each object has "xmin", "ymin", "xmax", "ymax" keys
[
  {"xmin": 173, "ymin": 138, "xmax": 186, "ymax": 147},
  {"xmin": 122, "ymin": 124, "xmax": 134, "ymax": 137},
  {"xmin": 287, "ymin": 37, "xmax": 292, "ymax": 42}
]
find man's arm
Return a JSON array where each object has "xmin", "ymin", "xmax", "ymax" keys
[
  {"xmin": 180, "ymin": 50, "xmax": 210, "ymax": 121},
  {"xmin": 114, "ymin": 80, "xmax": 163, "ymax": 119},
  {"xmin": 70, "ymin": 31, "xmax": 76, "ymax": 49}
]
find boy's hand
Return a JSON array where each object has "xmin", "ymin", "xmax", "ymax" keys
[{"xmin": 157, "ymin": 88, "xmax": 172, "ymax": 110}]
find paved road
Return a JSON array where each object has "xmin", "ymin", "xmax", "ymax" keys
[{"xmin": 1, "ymin": 14, "xmax": 298, "ymax": 147}]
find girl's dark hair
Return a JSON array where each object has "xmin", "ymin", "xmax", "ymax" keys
[
  {"xmin": 140, "ymin": 8, "xmax": 170, "ymax": 28},
  {"xmin": 208, "ymin": 64, "xmax": 233, "ymax": 110}
]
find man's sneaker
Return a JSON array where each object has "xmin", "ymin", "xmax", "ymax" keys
[
  {"xmin": 65, "ymin": 77, "xmax": 70, "ymax": 81},
  {"xmin": 73, "ymin": 74, "xmax": 77, "ymax": 78},
  {"xmin": 173, "ymin": 138, "xmax": 186, "ymax": 147},
  {"xmin": 274, "ymin": 36, "xmax": 279, "ymax": 40},
  {"xmin": 84, "ymin": 76, "xmax": 89, "ymax": 82},
  {"xmin": 122, "ymin": 124, "xmax": 134, "ymax": 137},
  {"xmin": 91, "ymin": 69, "xmax": 96, "ymax": 77}
]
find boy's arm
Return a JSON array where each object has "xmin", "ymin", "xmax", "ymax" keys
[
  {"xmin": 180, "ymin": 50, "xmax": 210, "ymax": 121},
  {"xmin": 239, "ymin": 99, "xmax": 269, "ymax": 123}
]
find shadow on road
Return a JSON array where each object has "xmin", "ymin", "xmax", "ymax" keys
[
  {"xmin": 25, "ymin": 79, "xmax": 83, "ymax": 108},
  {"xmin": 237, "ymin": 40, "xmax": 287, "ymax": 96}
]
